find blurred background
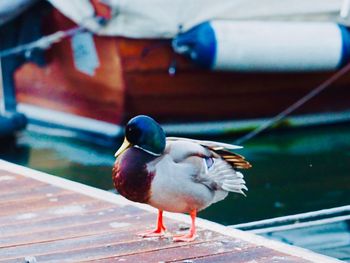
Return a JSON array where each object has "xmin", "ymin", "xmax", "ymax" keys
[{"xmin": 0, "ymin": 0, "xmax": 349, "ymax": 261}]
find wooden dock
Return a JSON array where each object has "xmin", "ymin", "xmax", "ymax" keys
[{"xmin": 0, "ymin": 160, "xmax": 342, "ymax": 263}]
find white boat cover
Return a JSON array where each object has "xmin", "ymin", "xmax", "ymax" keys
[{"xmin": 48, "ymin": 0, "xmax": 346, "ymax": 38}]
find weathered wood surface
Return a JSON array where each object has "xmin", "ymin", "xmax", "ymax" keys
[{"xmin": 0, "ymin": 161, "xmax": 341, "ymax": 263}]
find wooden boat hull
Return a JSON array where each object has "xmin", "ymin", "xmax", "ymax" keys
[{"xmin": 13, "ymin": 10, "xmax": 350, "ymax": 135}]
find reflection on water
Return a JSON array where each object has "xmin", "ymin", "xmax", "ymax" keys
[
  {"xmin": 202, "ymin": 124, "xmax": 350, "ymax": 225},
  {"xmin": 0, "ymin": 132, "xmax": 117, "ymax": 190},
  {"xmin": 1, "ymin": 124, "xmax": 349, "ymax": 226}
]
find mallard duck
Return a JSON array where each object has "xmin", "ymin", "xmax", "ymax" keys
[{"xmin": 113, "ymin": 115, "xmax": 251, "ymax": 242}]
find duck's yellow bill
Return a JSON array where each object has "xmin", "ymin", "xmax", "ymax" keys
[{"xmin": 115, "ymin": 138, "xmax": 132, "ymax": 157}]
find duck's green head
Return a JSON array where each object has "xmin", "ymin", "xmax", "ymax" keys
[{"xmin": 115, "ymin": 115, "xmax": 166, "ymax": 157}]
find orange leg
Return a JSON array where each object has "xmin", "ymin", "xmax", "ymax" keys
[
  {"xmin": 138, "ymin": 209, "xmax": 167, "ymax": 237},
  {"xmin": 173, "ymin": 210, "xmax": 197, "ymax": 242}
]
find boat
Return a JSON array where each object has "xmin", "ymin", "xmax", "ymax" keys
[{"xmin": 1, "ymin": 0, "xmax": 350, "ymax": 141}]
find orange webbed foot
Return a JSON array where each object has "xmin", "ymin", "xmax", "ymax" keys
[
  {"xmin": 138, "ymin": 227, "xmax": 167, "ymax": 238},
  {"xmin": 138, "ymin": 209, "xmax": 167, "ymax": 238},
  {"xmin": 173, "ymin": 232, "xmax": 197, "ymax": 242},
  {"xmin": 173, "ymin": 209, "xmax": 197, "ymax": 242}
]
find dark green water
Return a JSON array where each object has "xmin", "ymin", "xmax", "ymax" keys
[{"xmin": 1, "ymin": 124, "xmax": 349, "ymax": 226}]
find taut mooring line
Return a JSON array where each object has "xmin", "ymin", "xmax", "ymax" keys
[{"xmin": 235, "ymin": 62, "xmax": 350, "ymax": 145}]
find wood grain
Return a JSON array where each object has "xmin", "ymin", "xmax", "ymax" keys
[{"xmin": 0, "ymin": 163, "xmax": 322, "ymax": 262}]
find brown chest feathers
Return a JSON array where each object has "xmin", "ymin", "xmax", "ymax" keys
[{"xmin": 112, "ymin": 147, "xmax": 156, "ymax": 203}]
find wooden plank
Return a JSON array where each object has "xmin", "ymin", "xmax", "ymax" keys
[
  {"xmin": 0, "ymin": 205, "xmax": 146, "ymax": 236},
  {"xmin": 0, "ymin": 189, "xmax": 72, "ymax": 206},
  {"xmin": 0, "ymin": 210, "xmax": 157, "ymax": 248},
  {"xmin": 1, "ymin": 231, "xmax": 221, "ymax": 262},
  {"xmin": 0, "ymin": 229, "xmax": 220, "ymax": 262},
  {"xmin": 0, "ymin": 200, "xmax": 112, "ymax": 226},
  {"xmin": 0, "ymin": 192, "xmax": 94, "ymax": 217},
  {"xmin": 0, "ymin": 161, "xmax": 341, "ymax": 263},
  {"xmin": 189, "ymin": 247, "xmax": 312, "ymax": 263},
  {"xmin": 0, "ymin": 175, "xmax": 46, "ymax": 194},
  {"xmin": 93, "ymin": 236, "xmax": 256, "ymax": 263},
  {"xmin": 0, "ymin": 184, "xmax": 69, "ymax": 202},
  {"xmin": 0, "ymin": 170, "xmax": 28, "ymax": 180}
]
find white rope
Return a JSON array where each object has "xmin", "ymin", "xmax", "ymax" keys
[
  {"xmin": 250, "ymin": 214, "xmax": 350, "ymax": 234},
  {"xmin": 0, "ymin": 26, "xmax": 85, "ymax": 59},
  {"xmin": 0, "ymin": 13, "xmax": 110, "ymax": 59},
  {"xmin": 235, "ymin": 62, "xmax": 350, "ymax": 145},
  {"xmin": 230, "ymin": 205, "xmax": 350, "ymax": 230}
]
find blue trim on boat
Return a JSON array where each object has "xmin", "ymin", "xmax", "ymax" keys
[
  {"xmin": 172, "ymin": 22, "xmax": 216, "ymax": 68},
  {"xmin": 338, "ymin": 25, "xmax": 350, "ymax": 68}
]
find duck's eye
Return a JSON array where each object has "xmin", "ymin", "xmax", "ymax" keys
[
  {"xmin": 126, "ymin": 124, "xmax": 141, "ymax": 143},
  {"xmin": 126, "ymin": 124, "xmax": 135, "ymax": 134}
]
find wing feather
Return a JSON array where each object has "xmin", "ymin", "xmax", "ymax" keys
[
  {"xmin": 167, "ymin": 137, "xmax": 251, "ymax": 170},
  {"xmin": 167, "ymin": 137, "xmax": 243, "ymax": 150},
  {"xmin": 165, "ymin": 137, "xmax": 251, "ymax": 200}
]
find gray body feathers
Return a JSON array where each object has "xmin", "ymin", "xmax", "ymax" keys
[{"xmin": 147, "ymin": 137, "xmax": 250, "ymax": 213}]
